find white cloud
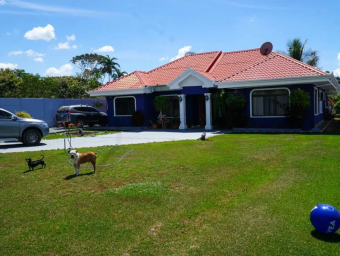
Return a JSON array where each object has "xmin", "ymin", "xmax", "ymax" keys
[
  {"xmin": 94, "ymin": 45, "xmax": 114, "ymax": 53},
  {"xmin": 34, "ymin": 57, "xmax": 43, "ymax": 62},
  {"xmin": 0, "ymin": 0, "xmax": 6, "ymax": 5},
  {"xmin": 8, "ymin": 50, "xmax": 24, "ymax": 56},
  {"xmin": 24, "ymin": 24, "xmax": 56, "ymax": 41},
  {"xmin": 72, "ymin": 45, "xmax": 78, "ymax": 49},
  {"xmin": 159, "ymin": 56, "xmax": 169, "ymax": 61},
  {"xmin": 45, "ymin": 64, "xmax": 73, "ymax": 77},
  {"xmin": 6, "ymin": 32, "xmax": 10, "ymax": 35},
  {"xmin": 25, "ymin": 49, "xmax": 43, "ymax": 57},
  {"xmin": 170, "ymin": 46, "xmax": 192, "ymax": 61},
  {"xmin": 334, "ymin": 68, "xmax": 340, "ymax": 77},
  {"xmin": 337, "ymin": 53, "xmax": 340, "ymax": 64},
  {"xmin": 0, "ymin": 63, "xmax": 18, "ymax": 69},
  {"xmin": 66, "ymin": 34, "xmax": 76, "ymax": 41},
  {"xmin": 54, "ymin": 42, "xmax": 70, "ymax": 50},
  {"xmin": 250, "ymin": 16, "xmax": 255, "ymax": 22}
]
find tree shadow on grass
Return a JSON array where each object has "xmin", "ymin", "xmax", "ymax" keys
[
  {"xmin": 64, "ymin": 172, "xmax": 94, "ymax": 180},
  {"xmin": 311, "ymin": 230, "xmax": 340, "ymax": 243}
]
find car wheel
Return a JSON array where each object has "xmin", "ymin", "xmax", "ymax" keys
[
  {"xmin": 22, "ymin": 129, "xmax": 41, "ymax": 146},
  {"xmin": 77, "ymin": 118, "xmax": 84, "ymax": 128}
]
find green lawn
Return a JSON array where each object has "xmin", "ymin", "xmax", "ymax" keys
[
  {"xmin": 43, "ymin": 130, "xmax": 119, "ymax": 140},
  {"xmin": 1, "ymin": 134, "xmax": 340, "ymax": 255}
]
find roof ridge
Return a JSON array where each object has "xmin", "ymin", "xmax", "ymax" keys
[
  {"xmin": 147, "ymin": 51, "xmax": 221, "ymax": 74},
  {"xmin": 206, "ymin": 51, "xmax": 223, "ymax": 73},
  {"xmin": 219, "ymin": 53, "xmax": 276, "ymax": 81},
  {"xmin": 135, "ymin": 71, "xmax": 147, "ymax": 86},
  {"xmin": 275, "ymin": 52, "xmax": 326, "ymax": 75},
  {"xmin": 222, "ymin": 48, "xmax": 260, "ymax": 55}
]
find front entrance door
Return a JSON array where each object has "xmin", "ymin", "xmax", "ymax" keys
[{"xmin": 185, "ymin": 95, "xmax": 206, "ymax": 128}]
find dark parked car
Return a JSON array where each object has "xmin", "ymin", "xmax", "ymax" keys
[
  {"xmin": 0, "ymin": 108, "xmax": 49, "ymax": 146},
  {"xmin": 55, "ymin": 105, "xmax": 108, "ymax": 128}
]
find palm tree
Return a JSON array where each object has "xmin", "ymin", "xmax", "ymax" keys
[
  {"xmin": 99, "ymin": 55, "xmax": 120, "ymax": 82},
  {"xmin": 286, "ymin": 38, "xmax": 319, "ymax": 67},
  {"xmin": 114, "ymin": 69, "xmax": 128, "ymax": 79}
]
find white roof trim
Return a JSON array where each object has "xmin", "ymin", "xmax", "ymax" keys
[
  {"xmin": 167, "ymin": 67, "xmax": 215, "ymax": 89},
  {"xmin": 88, "ymin": 87, "xmax": 151, "ymax": 97},
  {"xmin": 216, "ymin": 75, "xmax": 339, "ymax": 94}
]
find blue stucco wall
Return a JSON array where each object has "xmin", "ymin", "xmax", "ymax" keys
[
  {"xmin": 107, "ymin": 94, "xmax": 152, "ymax": 127},
  {"xmin": 182, "ymin": 86, "xmax": 209, "ymax": 95},
  {"xmin": 0, "ymin": 98, "xmax": 107, "ymax": 127},
  {"xmin": 230, "ymin": 84, "xmax": 325, "ymax": 130}
]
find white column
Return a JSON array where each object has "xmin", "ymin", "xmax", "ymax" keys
[
  {"xmin": 179, "ymin": 94, "xmax": 186, "ymax": 130},
  {"xmin": 205, "ymin": 93, "xmax": 212, "ymax": 130}
]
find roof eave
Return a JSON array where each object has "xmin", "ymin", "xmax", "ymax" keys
[
  {"xmin": 216, "ymin": 75, "xmax": 338, "ymax": 92},
  {"xmin": 87, "ymin": 87, "xmax": 150, "ymax": 97}
]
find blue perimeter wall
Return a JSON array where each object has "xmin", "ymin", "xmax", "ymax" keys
[{"xmin": 0, "ymin": 98, "xmax": 107, "ymax": 127}]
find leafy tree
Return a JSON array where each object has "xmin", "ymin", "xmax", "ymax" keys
[
  {"xmin": 286, "ymin": 38, "xmax": 319, "ymax": 67},
  {"xmin": 0, "ymin": 68, "xmax": 20, "ymax": 97},
  {"xmin": 99, "ymin": 55, "xmax": 120, "ymax": 82},
  {"xmin": 70, "ymin": 53, "xmax": 105, "ymax": 81}
]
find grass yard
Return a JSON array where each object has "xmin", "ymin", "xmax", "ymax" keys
[
  {"xmin": 43, "ymin": 130, "xmax": 119, "ymax": 140},
  {"xmin": 1, "ymin": 134, "xmax": 340, "ymax": 255}
]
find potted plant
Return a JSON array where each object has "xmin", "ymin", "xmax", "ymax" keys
[
  {"xmin": 154, "ymin": 96, "xmax": 169, "ymax": 114},
  {"xmin": 149, "ymin": 119, "xmax": 158, "ymax": 129},
  {"xmin": 172, "ymin": 118, "xmax": 180, "ymax": 129},
  {"xmin": 157, "ymin": 114, "xmax": 168, "ymax": 129}
]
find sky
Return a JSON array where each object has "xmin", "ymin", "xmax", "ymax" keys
[{"xmin": 0, "ymin": 0, "xmax": 340, "ymax": 78}]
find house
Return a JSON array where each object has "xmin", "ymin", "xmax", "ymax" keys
[{"xmin": 88, "ymin": 45, "xmax": 339, "ymax": 130}]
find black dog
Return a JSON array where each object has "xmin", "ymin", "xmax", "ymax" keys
[
  {"xmin": 25, "ymin": 155, "xmax": 46, "ymax": 171},
  {"xmin": 197, "ymin": 132, "xmax": 209, "ymax": 141}
]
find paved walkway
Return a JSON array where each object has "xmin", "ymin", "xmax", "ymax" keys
[
  {"xmin": 0, "ymin": 131, "xmax": 225, "ymax": 154},
  {"xmin": 323, "ymin": 119, "xmax": 340, "ymax": 134}
]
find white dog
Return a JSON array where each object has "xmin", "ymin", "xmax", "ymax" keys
[{"xmin": 69, "ymin": 150, "xmax": 97, "ymax": 176}]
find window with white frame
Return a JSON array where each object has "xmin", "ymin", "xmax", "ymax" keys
[
  {"xmin": 114, "ymin": 97, "xmax": 136, "ymax": 116},
  {"xmin": 251, "ymin": 88, "xmax": 289, "ymax": 117},
  {"xmin": 162, "ymin": 95, "xmax": 179, "ymax": 118},
  {"xmin": 314, "ymin": 88, "xmax": 318, "ymax": 115}
]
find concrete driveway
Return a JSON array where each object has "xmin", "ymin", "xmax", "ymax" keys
[{"xmin": 0, "ymin": 131, "xmax": 225, "ymax": 154}]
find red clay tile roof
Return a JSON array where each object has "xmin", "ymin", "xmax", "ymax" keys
[
  {"xmin": 91, "ymin": 48, "xmax": 327, "ymax": 92},
  {"xmin": 219, "ymin": 53, "xmax": 327, "ymax": 82}
]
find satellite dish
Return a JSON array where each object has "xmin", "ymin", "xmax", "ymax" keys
[{"xmin": 260, "ymin": 42, "xmax": 273, "ymax": 56}]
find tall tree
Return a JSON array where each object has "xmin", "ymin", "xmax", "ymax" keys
[
  {"xmin": 70, "ymin": 54, "xmax": 105, "ymax": 81},
  {"xmin": 286, "ymin": 38, "xmax": 320, "ymax": 67},
  {"xmin": 99, "ymin": 55, "xmax": 120, "ymax": 82},
  {"xmin": 113, "ymin": 69, "xmax": 128, "ymax": 80}
]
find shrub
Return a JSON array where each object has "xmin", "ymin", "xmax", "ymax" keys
[
  {"xmin": 15, "ymin": 111, "xmax": 32, "ymax": 118},
  {"xmin": 154, "ymin": 96, "xmax": 169, "ymax": 113},
  {"xmin": 285, "ymin": 89, "xmax": 310, "ymax": 128},
  {"xmin": 131, "ymin": 110, "xmax": 145, "ymax": 126},
  {"xmin": 93, "ymin": 101, "xmax": 104, "ymax": 109}
]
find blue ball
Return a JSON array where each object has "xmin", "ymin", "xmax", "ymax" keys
[{"xmin": 310, "ymin": 204, "xmax": 340, "ymax": 233}]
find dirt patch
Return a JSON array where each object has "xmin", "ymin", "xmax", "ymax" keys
[{"xmin": 148, "ymin": 221, "xmax": 163, "ymax": 237}]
